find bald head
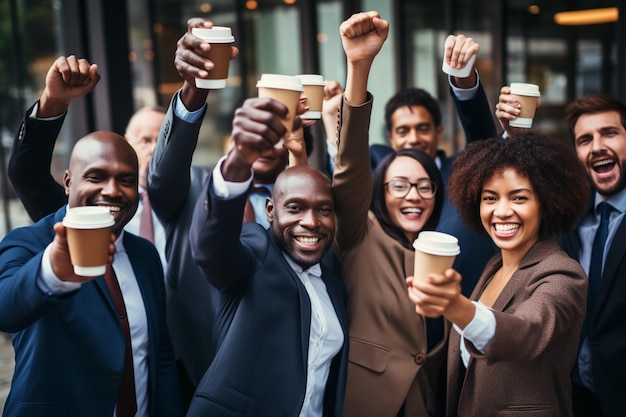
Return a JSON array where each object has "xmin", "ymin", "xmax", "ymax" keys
[
  {"xmin": 267, "ymin": 165, "xmax": 335, "ymax": 269},
  {"xmin": 273, "ymin": 165, "xmax": 332, "ymax": 202},
  {"xmin": 70, "ymin": 131, "xmax": 138, "ymax": 171},
  {"xmin": 124, "ymin": 106, "xmax": 166, "ymax": 187},
  {"xmin": 64, "ymin": 131, "xmax": 139, "ymax": 235}
]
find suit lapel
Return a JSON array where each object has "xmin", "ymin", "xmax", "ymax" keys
[
  {"xmin": 268, "ymin": 232, "xmax": 312, "ymax": 372},
  {"xmin": 487, "ymin": 240, "xmax": 552, "ymax": 312}
]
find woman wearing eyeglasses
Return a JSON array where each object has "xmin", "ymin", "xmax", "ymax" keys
[{"xmin": 327, "ymin": 12, "xmax": 449, "ymax": 417}]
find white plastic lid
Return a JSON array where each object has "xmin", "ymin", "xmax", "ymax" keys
[
  {"xmin": 413, "ymin": 231, "xmax": 460, "ymax": 256},
  {"xmin": 191, "ymin": 27, "xmax": 235, "ymax": 43},
  {"xmin": 295, "ymin": 74, "xmax": 326, "ymax": 86},
  {"xmin": 256, "ymin": 74, "xmax": 303, "ymax": 92},
  {"xmin": 441, "ymin": 54, "xmax": 476, "ymax": 78},
  {"xmin": 62, "ymin": 206, "xmax": 114, "ymax": 229},
  {"xmin": 510, "ymin": 83, "xmax": 541, "ymax": 97}
]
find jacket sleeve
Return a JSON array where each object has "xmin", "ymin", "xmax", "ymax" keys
[
  {"xmin": 189, "ymin": 174, "xmax": 254, "ymax": 292},
  {"xmin": 450, "ymin": 81, "xmax": 498, "ymax": 145},
  {"xmin": 148, "ymin": 90, "xmax": 207, "ymax": 222},
  {"xmin": 0, "ymin": 222, "xmax": 71, "ymax": 332},
  {"xmin": 332, "ymin": 94, "xmax": 374, "ymax": 251},
  {"xmin": 8, "ymin": 103, "xmax": 67, "ymax": 222}
]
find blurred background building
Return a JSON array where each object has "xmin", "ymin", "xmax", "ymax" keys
[{"xmin": 0, "ymin": 0, "xmax": 624, "ymax": 235}]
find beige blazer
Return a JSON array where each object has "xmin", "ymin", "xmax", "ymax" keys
[
  {"xmin": 333, "ymin": 96, "xmax": 447, "ymax": 417},
  {"xmin": 447, "ymin": 238, "xmax": 587, "ymax": 417}
]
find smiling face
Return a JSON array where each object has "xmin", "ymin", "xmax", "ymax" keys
[
  {"xmin": 574, "ymin": 111, "xmax": 626, "ymax": 197},
  {"xmin": 64, "ymin": 132, "xmax": 139, "ymax": 236},
  {"xmin": 384, "ymin": 156, "xmax": 436, "ymax": 243},
  {"xmin": 267, "ymin": 166, "xmax": 335, "ymax": 269},
  {"xmin": 480, "ymin": 167, "xmax": 541, "ymax": 257},
  {"xmin": 388, "ymin": 105, "xmax": 443, "ymax": 158}
]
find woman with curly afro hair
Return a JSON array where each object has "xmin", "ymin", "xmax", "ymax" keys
[{"xmin": 407, "ymin": 131, "xmax": 590, "ymax": 417}]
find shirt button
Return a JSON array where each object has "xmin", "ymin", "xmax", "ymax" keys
[
  {"xmin": 414, "ymin": 353, "xmax": 426, "ymax": 365},
  {"xmin": 109, "ymin": 374, "xmax": 119, "ymax": 383}
]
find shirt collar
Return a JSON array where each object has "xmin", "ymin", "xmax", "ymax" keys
[
  {"xmin": 114, "ymin": 230, "xmax": 127, "ymax": 254},
  {"xmin": 594, "ymin": 186, "xmax": 626, "ymax": 214},
  {"xmin": 284, "ymin": 254, "xmax": 322, "ymax": 278}
]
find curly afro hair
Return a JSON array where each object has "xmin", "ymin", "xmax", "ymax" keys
[{"xmin": 448, "ymin": 131, "xmax": 590, "ymax": 238}]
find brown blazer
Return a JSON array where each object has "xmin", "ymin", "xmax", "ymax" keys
[
  {"xmin": 333, "ymin": 96, "xmax": 447, "ymax": 417},
  {"xmin": 447, "ymin": 239, "xmax": 587, "ymax": 417}
]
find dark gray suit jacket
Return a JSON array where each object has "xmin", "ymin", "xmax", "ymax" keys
[{"xmin": 147, "ymin": 92, "xmax": 213, "ymax": 385}]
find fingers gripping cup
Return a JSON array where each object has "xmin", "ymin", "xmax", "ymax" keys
[
  {"xmin": 62, "ymin": 207, "xmax": 114, "ymax": 276},
  {"xmin": 295, "ymin": 74, "xmax": 326, "ymax": 120},
  {"xmin": 509, "ymin": 83, "xmax": 541, "ymax": 128},
  {"xmin": 413, "ymin": 231, "xmax": 461, "ymax": 281},
  {"xmin": 256, "ymin": 74, "xmax": 304, "ymax": 132},
  {"xmin": 191, "ymin": 27, "xmax": 235, "ymax": 89}
]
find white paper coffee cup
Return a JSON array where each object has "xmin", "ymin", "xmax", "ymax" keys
[
  {"xmin": 192, "ymin": 27, "xmax": 235, "ymax": 89},
  {"xmin": 63, "ymin": 206, "xmax": 114, "ymax": 276},
  {"xmin": 413, "ymin": 231, "xmax": 460, "ymax": 281},
  {"xmin": 295, "ymin": 74, "xmax": 325, "ymax": 119},
  {"xmin": 442, "ymin": 54, "xmax": 476, "ymax": 78},
  {"xmin": 509, "ymin": 83, "xmax": 541, "ymax": 128},
  {"xmin": 257, "ymin": 74, "xmax": 303, "ymax": 133}
]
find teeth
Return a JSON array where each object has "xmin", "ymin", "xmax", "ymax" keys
[
  {"xmin": 296, "ymin": 237, "xmax": 319, "ymax": 245},
  {"xmin": 593, "ymin": 159, "xmax": 614, "ymax": 168},
  {"xmin": 104, "ymin": 206, "xmax": 121, "ymax": 213},
  {"xmin": 401, "ymin": 208, "xmax": 423, "ymax": 214},
  {"xmin": 495, "ymin": 224, "xmax": 519, "ymax": 233}
]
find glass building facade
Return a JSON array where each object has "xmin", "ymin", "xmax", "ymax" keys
[{"xmin": 0, "ymin": 0, "xmax": 624, "ymax": 234}]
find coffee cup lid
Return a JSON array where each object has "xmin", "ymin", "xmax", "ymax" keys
[
  {"xmin": 62, "ymin": 206, "xmax": 114, "ymax": 229},
  {"xmin": 413, "ymin": 231, "xmax": 460, "ymax": 256},
  {"xmin": 510, "ymin": 83, "xmax": 541, "ymax": 97},
  {"xmin": 441, "ymin": 54, "xmax": 476, "ymax": 78},
  {"xmin": 256, "ymin": 74, "xmax": 303, "ymax": 92},
  {"xmin": 191, "ymin": 26, "xmax": 235, "ymax": 43},
  {"xmin": 295, "ymin": 74, "xmax": 326, "ymax": 86}
]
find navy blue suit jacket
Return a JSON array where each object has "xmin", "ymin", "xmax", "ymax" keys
[
  {"xmin": 559, "ymin": 203, "xmax": 626, "ymax": 416},
  {"xmin": 0, "ymin": 207, "xmax": 184, "ymax": 417},
  {"xmin": 187, "ymin": 175, "xmax": 349, "ymax": 417}
]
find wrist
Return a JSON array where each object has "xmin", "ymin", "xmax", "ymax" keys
[
  {"xmin": 38, "ymin": 91, "xmax": 70, "ymax": 118},
  {"xmin": 181, "ymin": 80, "xmax": 210, "ymax": 111}
]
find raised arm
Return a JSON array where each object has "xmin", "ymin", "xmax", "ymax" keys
[
  {"xmin": 189, "ymin": 97, "xmax": 291, "ymax": 290},
  {"xmin": 445, "ymin": 34, "xmax": 498, "ymax": 144},
  {"xmin": 332, "ymin": 11, "xmax": 388, "ymax": 250},
  {"xmin": 148, "ymin": 17, "xmax": 239, "ymax": 221},
  {"xmin": 8, "ymin": 56, "xmax": 100, "ymax": 221}
]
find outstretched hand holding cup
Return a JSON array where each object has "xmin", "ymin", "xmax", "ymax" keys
[{"xmin": 62, "ymin": 206, "xmax": 115, "ymax": 277}]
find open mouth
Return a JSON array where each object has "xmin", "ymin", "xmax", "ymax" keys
[
  {"xmin": 592, "ymin": 158, "xmax": 616, "ymax": 174},
  {"xmin": 494, "ymin": 223, "xmax": 520, "ymax": 236},
  {"xmin": 295, "ymin": 236, "xmax": 320, "ymax": 246},
  {"xmin": 401, "ymin": 207, "xmax": 423, "ymax": 215}
]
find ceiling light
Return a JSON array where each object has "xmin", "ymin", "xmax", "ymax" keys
[{"xmin": 554, "ymin": 7, "xmax": 618, "ymax": 26}]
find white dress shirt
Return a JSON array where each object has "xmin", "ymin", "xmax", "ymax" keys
[{"xmin": 39, "ymin": 229, "xmax": 150, "ymax": 417}]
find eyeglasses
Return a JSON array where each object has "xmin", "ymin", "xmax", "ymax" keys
[{"xmin": 384, "ymin": 178, "xmax": 437, "ymax": 199}]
